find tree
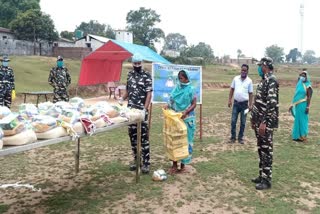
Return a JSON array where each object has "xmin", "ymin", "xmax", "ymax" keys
[
  {"xmin": 163, "ymin": 33, "xmax": 187, "ymax": 51},
  {"xmin": 0, "ymin": 0, "xmax": 40, "ymax": 28},
  {"xmin": 285, "ymin": 48, "xmax": 301, "ymax": 63},
  {"xmin": 126, "ymin": 7, "xmax": 165, "ymax": 50},
  {"xmin": 75, "ymin": 20, "xmax": 115, "ymax": 39},
  {"xmin": 265, "ymin": 45, "xmax": 285, "ymax": 63},
  {"xmin": 60, "ymin": 31, "xmax": 74, "ymax": 40},
  {"xmin": 9, "ymin": 9, "xmax": 58, "ymax": 54},
  {"xmin": 182, "ymin": 42, "xmax": 214, "ymax": 58},
  {"xmin": 303, "ymin": 50, "xmax": 316, "ymax": 64}
]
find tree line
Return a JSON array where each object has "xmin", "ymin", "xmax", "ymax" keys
[{"xmin": 0, "ymin": 0, "xmax": 318, "ymax": 65}]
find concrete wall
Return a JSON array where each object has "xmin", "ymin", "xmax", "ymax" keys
[
  {"xmin": 0, "ymin": 32, "xmax": 14, "ymax": 40},
  {"xmin": 75, "ymin": 37, "xmax": 104, "ymax": 51},
  {"xmin": 0, "ymin": 38, "xmax": 52, "ymax": 56},
  {"xmin": 52, "ymin": 47, "xmax": 92, "ymax": 59}
]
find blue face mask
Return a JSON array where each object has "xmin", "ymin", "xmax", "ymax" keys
[
  {"xmin": 257, "ymin": 66, "xmax": 264, "ymax": 77},
  {"xmin": 299, "ymin": 76, "xmax": 306, "ymax": 82},
  {"xmin": 2, "ymin": 62, "xmax": 9, "ymax": 67},
  {"xmin": 57, "ymin": 61, "xmax": 64, "ymax": 68}
]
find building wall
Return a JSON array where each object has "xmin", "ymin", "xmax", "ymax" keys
[
  {"xmin": 0, "ymin": 39, "xmax": 52, "ymax": 56},
  {"xmin": 115, "ymin": 31, "xmax": 133, "ymax": 43},
  {"xmin": 75, "ymin": 38, "xmax": 104, "ymax": 51},
  {"xmin": 52, "ymin": 47, "xmax": 92, "ymax": 59},
  {"xmin": 0, "ymin": 32, "xmax": 14, "ymax": 40}
]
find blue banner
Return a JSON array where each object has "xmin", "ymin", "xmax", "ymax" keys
[{"xmin": 152, "ymin": 63, "xmax": 202, "ymax": 104}]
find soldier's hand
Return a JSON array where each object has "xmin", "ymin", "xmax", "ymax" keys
[
  {"xmin": 258, "ymin": 123, "xmax": 266, "ymax": 136},
  {"xmin": 250, "ymin": 118, "xmax": 255, "ymax": 130}
]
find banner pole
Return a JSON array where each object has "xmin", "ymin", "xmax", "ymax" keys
[{"xmin": 200, "ymin": 104, "xmax": 203, "ymax": 141}]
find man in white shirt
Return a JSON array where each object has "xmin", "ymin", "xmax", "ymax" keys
[{"xmin": 228, "ymin": 64, "xmax": 253, "ymax": 144}]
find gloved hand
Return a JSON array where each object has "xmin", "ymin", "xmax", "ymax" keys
[
  {"xmin": 11, "ymin": 90, "xmax": 16, "ymax": 100},
  {"xmin": 118, "ymin": 97, "xmax": 124, "ymax": 106}
]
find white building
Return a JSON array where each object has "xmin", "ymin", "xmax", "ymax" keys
[
  {"xmin": 53, "ymin": 38, "xmax": 75, "ymax": 47},
  {"xmin": 0, "ymin": 27, "xmax": 15, "ymax": 40},
  {"xmin": 115, "ymin": 30, "xmax": 133, "ymax": 43},
  {"xmin": 75, "ymin": 34, "xmax": 110, "ymax": 51}
]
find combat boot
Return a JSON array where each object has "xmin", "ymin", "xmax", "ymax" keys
[
  {"xmin": 255, "ymin": 178, "xmax": 271, "ymax": 190},
  {"xmin": 251, "ymin": 176, "xmax": 262, "ymax": 184}
]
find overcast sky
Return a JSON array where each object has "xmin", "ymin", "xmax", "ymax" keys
[{"xmin": 40, "ymin": 0, "xmax": 319, "ymax": 58}]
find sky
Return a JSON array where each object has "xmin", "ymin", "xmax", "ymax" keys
[{"xmin": 40, "ymin": 0, "xmax": 320, "ymax": 59}]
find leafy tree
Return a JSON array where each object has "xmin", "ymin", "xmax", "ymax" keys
[
  {"xmin": 182, "ymin": 42, "xmax": 214, "ymax": 58},
  {"xmin": 75, "ymin": 20, "xmax": 115, "ymax": 39},
  {"xmin": 265, "ymin": 44, "xmax": 285, "ymax": 63},
  {"xmin": 0, "ymin": 0, "xmax": 40, "ymax": 28},
  {"xmin": 163, "ymin": 33, "xmax": 187, "ymax": 51},
  {"xmin": 105, "ymin": 24, "xmax": 116, "ymax": 39},
  {"xmin": 126, "ymin": 7, "xmax": 165, "ymax": 50},
  {"xmin": 60, "ymin": 31, "xmax": 74, "ymax": 40},
  {"xmin": 285, "ymin": 48, "xmax": 301, "ymax": 63},
  {"xmin": 9, "ymin": 9, "xmax": 58, "ymax": 54},
  {"xmin": 303, "ymin": 50, "xmax": 316, "ymax": 64}
]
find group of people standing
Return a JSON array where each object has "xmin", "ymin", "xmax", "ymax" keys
[
  {"xmin": 228, "ymin": 57, "xmax": 312, "ymax": 190},
  {"xmin": 0, "ymin": 54, "xmax": 312, "ymax": 191}
]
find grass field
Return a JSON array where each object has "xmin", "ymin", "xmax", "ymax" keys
[{"xmin": 0, "ymin": 56, "xmax": 320, "ymax": 213}]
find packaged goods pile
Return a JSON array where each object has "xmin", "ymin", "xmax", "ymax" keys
[{"xmin": 0, "ymin": 97, "xmax": 145, "ymax": 149}]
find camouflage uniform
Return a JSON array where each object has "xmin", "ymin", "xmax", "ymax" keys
[
  {"xmin": 251, "ymin": 72, "xmax": 279, "ymax": 182},
  {"xmin": 0, "ymin": 65, "xmax": 15, "ymax": 108},
  {"xmin": 126, "ymin": 69, "xmax": 152, "ymax": 166},
  {"xmin": 48, "ymin": 67, "xmax": 71, "ymax": 103}
]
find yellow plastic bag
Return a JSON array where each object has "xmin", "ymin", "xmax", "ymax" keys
[
  {"xmin": 162, "ymin": 109, "xmax": 188, "ymax": 161},
  {"xmin": 11, "ymin": 90, "xmax": 16, "ymax": 100}
]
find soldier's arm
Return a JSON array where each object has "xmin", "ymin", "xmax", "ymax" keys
[
  {"xmin": 263, "ymin": 79, "xmax": 278, "ymax": 125},
  {"xmin": 66, "ymin": 69, "xmax": 71, "ymax": 86},
  {"xmin": 9, "ymin": 69, "xmax": 15, "ymax": 90},
  {"xmin": 48, "ymin": 69, "xmax": 56, "ymax": 87}
]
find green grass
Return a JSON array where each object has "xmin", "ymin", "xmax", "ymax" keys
[{"xmin": 1, "ymin": 57, "xmax": 320, "ymax": 213}]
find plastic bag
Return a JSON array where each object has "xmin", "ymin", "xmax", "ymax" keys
[
  {"xmin": 162, "ymin": 109, "xmax": 188, "ymax": 161},
  {"xmin": 31, "ymin": 115, "xmax": 57, "ymax": 133}
]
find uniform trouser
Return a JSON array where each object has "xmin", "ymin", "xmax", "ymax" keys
[
  {"xmin": 254, "ymin": 126, "xmax": 273, "ymax": 181},
  {"xmin": 0, "ymin": 91, "xmax": 12, "ymax": 109},
  {"xmin": 53, "ymin": 88, "xmax": 69, "ymax": 103},
  {"xmin": 128, "ymin": 120, "xmax": 150, "ymax": 166}
]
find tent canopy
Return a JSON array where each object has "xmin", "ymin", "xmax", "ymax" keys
[{"xmin": 78, "ymin": 40, "xmax": 170, "ymax": 86}]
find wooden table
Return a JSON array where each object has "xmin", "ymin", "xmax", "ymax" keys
[
  {"xmin": 0, "ymin": 120, "xmax": 142, "ymax": 183},
  {"xmin": 21, "ymin": 91, "xmax": 54, "ymax": 106}
]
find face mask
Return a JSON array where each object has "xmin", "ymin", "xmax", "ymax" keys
[
  {"xmin": 133, "ymin": 66, "xmax": 142, "ymax": 72},
  {"xmin": 299, "ymin": 76, "xmax": 306, "ymax": 82},
  {"xmin": 241, "ymin": 72, "xmax": 247, "ymax": 78},
  {"xmin": 2, "ymin": 62, "xmax": 9, "ymax": 67},
  {"xmin": 257, "ymin": 66, "xmax": 264, "ymax": 77},
  {"xmin": 57, "ymin": 61, "xmax": 64, "ymax": 68}
]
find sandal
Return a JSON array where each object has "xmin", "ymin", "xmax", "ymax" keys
[
  {"xmin": 179, "ymin": 166, "xmax": 190, "ymax": 174},
  {"xmin": 168, "ymin": 167, "xmax": 179, "ymax": 175}
]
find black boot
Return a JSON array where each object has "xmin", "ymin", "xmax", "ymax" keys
[
  {"xmin": 251, "ymin": 176, "xmax": 262, "ymax": 184},
  {"xmin": 255, "ymin": 178, "xmax": 271, "ymax": 190}
]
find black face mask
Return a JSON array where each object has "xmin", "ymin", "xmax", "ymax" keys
[{"xmin": 133, "ymin": 66, "xmax": 142, "ymax": 72}]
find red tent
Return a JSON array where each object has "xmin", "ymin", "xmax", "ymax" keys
[
  {"xmin": 78, "ymin": 41, "xmax": 132, "ymax": 86},
  {"xmin": 78, "ymin": 40, "xmax": 170, "ymax": 86}
]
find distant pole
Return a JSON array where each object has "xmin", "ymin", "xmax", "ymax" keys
[{"xmin": 299, "ymin": 1, "xmax": 304, "ymax": 56}]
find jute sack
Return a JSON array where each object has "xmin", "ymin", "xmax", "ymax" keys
[
  {"xmin": 72, "ymin": 122, "xmax": 84, "ymax": 134},
  {"xmin": 3, "ymin": 130, "xmax": 37, "ymax": 146},
  {"xmin": 94, "ymin": 118, "xmax": 107, "ymax": 128},
  {"xmin": 36, "ymin": 127, "xmax": 68, "ymax": 139}
]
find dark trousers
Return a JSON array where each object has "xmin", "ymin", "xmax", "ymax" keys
[
  {"xmin": 231, "ymin": 100, "xmax": 248, "ymax": 140},
  {"xmin": 0, "ymin": 91, "xmax": 12, "ymax": 109},
  {"xmin": 128, "ymin": 120, "xmax": 150, "ymax": 166},
  {"xmin": 254, "ymin": 127, "xmax": 273, "ymax": 181}
]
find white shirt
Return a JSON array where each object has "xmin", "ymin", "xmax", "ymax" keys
[{"xmin": 231, "ymin": 75, "xmax": 253, "ymax": 102}]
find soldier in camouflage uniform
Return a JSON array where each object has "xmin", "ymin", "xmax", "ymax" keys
[
  {"xmin": 251, "ymin": 57, "xmax": 279, "ymax": 190},
  {"xmin": 48, "ymin": 56, "xmax": 71, "ymax": 103},
  {"xmin": 0, "ymin": 56, "xmax": 15, "ymax": 109},
  {"xmin": 119, "ymin": 54, "xmax": 152, "ymax": 174}
]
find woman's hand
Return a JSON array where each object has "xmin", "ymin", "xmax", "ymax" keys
[
  {"xmin": 288, "ymin": 105, "xmax": 293, "ymax": 112},
  {"xmin": 163, "ymin": 104, "xmax": 169, "ymax": 110},
  {"xmin": 181, "ymin": 111, "xmax": 188, "ymax": 119},
  {"xmin": 305, "ymin": 107, "xmax": 309, "ymax": 114}
]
